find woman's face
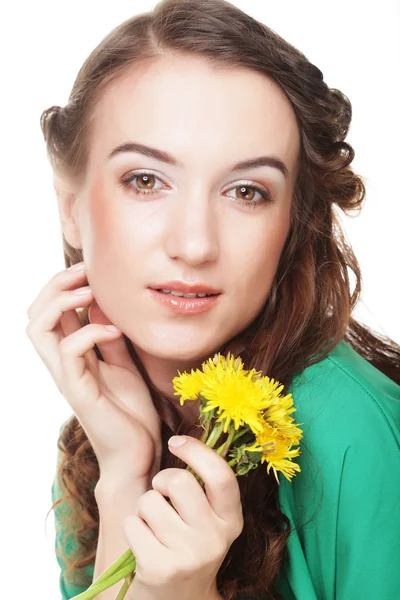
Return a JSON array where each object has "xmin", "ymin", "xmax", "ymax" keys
[{"xmin": 64, "ymin": 55, "xmax": 300, "ymax": 365}]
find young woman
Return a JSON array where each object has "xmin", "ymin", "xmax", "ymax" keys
[{"xmin": 27, "ymin": 1, "xmax": 400, "ymax": 599}]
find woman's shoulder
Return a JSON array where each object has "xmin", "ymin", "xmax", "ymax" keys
[
  {"xmin": 287, "ymin": 338, "xmax": 400, "ymax": 455},
  {"xmin": 278, "ymin": 337, "xmax": 400, "ymax": 530}
]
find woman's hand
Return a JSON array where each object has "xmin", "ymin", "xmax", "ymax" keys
[
  {"xmin": 25, "ymin": 262, "xmax": 162, "ymax": 483},
  {"xmin": 122, "ymin": 434, "xmax": 244, "ymax": 600}
]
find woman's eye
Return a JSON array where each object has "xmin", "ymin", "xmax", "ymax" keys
[
  {"xmin": 225, "ymin": 184, "xmax": 272, "ymax": 208},
  {"xmin": 121, "ymin": 171, "xmax": 272, "ymax": 208},
  {"xmin": 121, "ymin": 172, "xmax": 163, "ymax": 195}
]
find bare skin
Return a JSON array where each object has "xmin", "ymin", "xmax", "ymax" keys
[{"xmin": 54, "ymin": 54, "xmax": 300, "ymax": 410}]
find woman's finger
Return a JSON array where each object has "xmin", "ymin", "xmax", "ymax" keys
[
  {"xmin": 151, "ymin": 467, "xmax": 213, "ymax": 528},
  {"xmin": 135, "ymin": 489, "xmax": 187, "ymax": 549},
  {"xmin": 123, "ymin": 514, "xmax": 170, "ymax": 577},
  {"xmin": 26, "ymin": 264, "xmax": 88, "ymax": 320},
  {"xmin": 160, "ymin": 436, "xmax": 243, "ymax": 532},
  {"xmin": 58, "ymin": 323, "xmax": 123, "ymax": 406},
  {"xmin": 88, "ymin": 299, "xmax": 136, "ymax": 372},
  {"xmin": 26, "ymin": 265, "xmax": 92, "ymax": 376},
  {"xmin": 59, "ymin": 302, "xmax": 84, "ymax": 337},
  {"xmin": 26, "ymin": 285, "xmax": 95, "ymax": 382}
]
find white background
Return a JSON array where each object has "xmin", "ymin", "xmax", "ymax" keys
[{"xmin": 2, "ymin": 0, "xmax": 399, "ymax": 597}]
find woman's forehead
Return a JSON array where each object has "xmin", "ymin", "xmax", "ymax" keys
[{"xmin": 90, "ymin": 55, "xmax": 300, "ymax": 174}]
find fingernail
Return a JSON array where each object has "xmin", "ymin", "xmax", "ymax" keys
[
  {"xmin": 168, "ymin": 436, "xmax": 187, "ymax": 448},
  {"xmin": 104, "ymin": 325, "xmax": 120, "ymax": 332},
  {"xmin": 67, "ymin": 262, "xmax": 85, "ymax": 271}
]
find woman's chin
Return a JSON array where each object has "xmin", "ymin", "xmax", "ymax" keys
[{"xmin": 133, "ymin": 337, "xmax": 223, "ymax": 363}]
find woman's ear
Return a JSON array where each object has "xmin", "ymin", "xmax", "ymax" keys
[{"xmin": 53, "ymin": 174, "xmax": 83, "ymax": 249}]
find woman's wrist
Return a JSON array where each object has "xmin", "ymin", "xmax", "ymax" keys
[{"xmin": 94, "ymin": 473, "xmax": 151, "ymax": 504}]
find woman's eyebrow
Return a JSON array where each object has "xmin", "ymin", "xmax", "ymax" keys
[{"xmin": 107, "ymin": 141, "xmax": 289, "ymax": 180}]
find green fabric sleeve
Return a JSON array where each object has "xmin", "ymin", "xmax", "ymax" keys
[
  {"xmin": 335, "ymin": 412, "xmax": 400, "ymax": 598},
  {"xmin": 52, "ymin": 419, "xmax": 94, "ymax": 599}
]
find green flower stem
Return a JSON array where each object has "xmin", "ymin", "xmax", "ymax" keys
[
  {"xmin": 205, "ymin": 420, "xmax": 225, "ymax": 448},
  {"xmin": 232, "ymin": 426, "xmax": 251, "ymax": 443},
  {"xmin": 115, "ymin": 571, "xmax": 136, "ymax": 600},
  {"xmin": 72, "ymin": 555, "xmax": 136, "ymax": 599},
  {"xmin": 200, "ymin": 420, "xmax": 211, "ymax": 443},
  {"xmin": 215, "ymin": 424, "xmax": 236, "ymax": 458},
  {"xmin": 186, "ymin": 420, "xmax": 225, "ymax": 489},
  {"xmin": 186, "ymin": 466, "xmax": 204, "ymax": 488},
  {"xmin": 74, "ymin": 546, "xmax": 133, "ymax": 596},
  {"xmin": 90, "ymin": 548, "xmax": 134, "ymax": 585}
]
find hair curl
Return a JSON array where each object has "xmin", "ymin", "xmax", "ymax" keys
[{"xmin": 43, "ymin": 1, "xmax": 400, "ymax": 598}]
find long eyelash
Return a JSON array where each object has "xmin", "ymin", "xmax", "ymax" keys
[{"xmin": 120, "ymin": 172, "xmax": 272, "ymax": 208}]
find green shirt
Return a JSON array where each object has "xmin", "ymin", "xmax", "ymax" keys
[{"xmin": 52, "ymin": 340, "xmax": 400, "ymax": 599}]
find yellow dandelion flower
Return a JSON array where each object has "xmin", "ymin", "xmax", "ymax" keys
[
  {"xmin": 172, "ymin": 369, "xmax": 204, "ymax": 405},
  {"xmin": 253, "ymin": 377, "xmax": 303, "ymax": 444},
  {"xmin": 201, "ymin": 352, "xmax": 248, "ymax": 377},
  {"xmin": 265, "ymin": 442, "xmax": 301, "ymax": 484},
  {"xmin": 262, "ymin": 391, "xmax": 297, "ymax": 427},
  {"xmin": 173, "ymin": 352, "xmax": 302, "ymax": 484},
  {"xmin": 198, "ymin": 353, "xmax": 269, "ymax": 433},
  {"xmin": 244, "ymin": 422, "xmax": 302, "ymax": 484},
  {"xmin": 254, "ymin": 375, "xmax": 286, "ymax": 401}
]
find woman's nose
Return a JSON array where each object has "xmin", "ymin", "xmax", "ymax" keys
[{"xmin": 164, "ymin": 191, "xmax": 219, "ymax": 266}]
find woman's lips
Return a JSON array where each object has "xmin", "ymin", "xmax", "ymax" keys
[{"xmin": 148, "ymin": 288, "xmax": 222, "ymax": 315}]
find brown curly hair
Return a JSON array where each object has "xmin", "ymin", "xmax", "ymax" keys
[{"xmin": 42, "ymin": 1, "xmax": 400, "ymax": 598}]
